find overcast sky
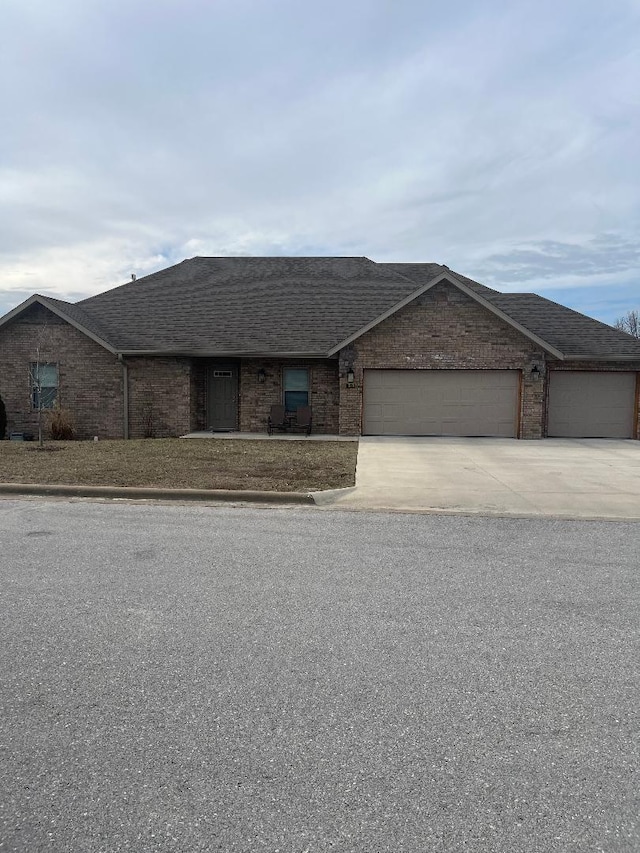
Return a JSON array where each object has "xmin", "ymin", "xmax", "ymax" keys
[{"xmin": 1, "ymin": 0, "xmax": 639, "ymax": 323}]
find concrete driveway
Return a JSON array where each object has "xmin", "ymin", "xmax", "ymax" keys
[{"xmin": 318, "ymin": 437, "xmax": 640, "ymax": 519}]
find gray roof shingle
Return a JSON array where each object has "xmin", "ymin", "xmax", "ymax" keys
[
  {"xmin": 38, "ymin": 295, "xmax": 118, "ymax": 350},
  {"xmin": 483, "ymin": 293, "xmax": 640, "ymax": 358},
  {"xmin": 382, "ymin": 263, "xmax": 499, "ymax": 298},
  {"xmin": 76, "ymin": 257, "xmax": 431, "ymax": 354},
  {"xmin": 7, "ymin": 256, "xmax": 638, "ymax": 360}
]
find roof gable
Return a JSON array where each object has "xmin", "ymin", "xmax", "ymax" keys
[
  {"xmin": 0, "ymin": 294, "xmax": 117, "ymax": 354},
  {"xmin": 382, "ymin": 263, "xmax": 499, "ymax": 298},
  {"xmin": 328, "ymin": 271, "xmax": 565, "ymax": 359}
]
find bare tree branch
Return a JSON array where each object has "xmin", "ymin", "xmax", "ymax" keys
[
  {"xmin": 31, "ymin": 318, "xmax": 56, "ymax": 447},
  {"xmin": 614, "ymin": 309, "xmax": 640, "ymax": 339}
]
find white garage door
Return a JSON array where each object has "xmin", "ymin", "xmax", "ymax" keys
[
  {"xmin": 547, "ymin": 372, "xmax": 636, "ymax": 438},
  {"xmin": 363, "ymin": 370, "xmax": 519, "ymax": 437}
]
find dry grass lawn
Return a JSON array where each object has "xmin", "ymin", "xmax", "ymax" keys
[{"xmin": 0, "ymin": 439, "xmax": 358, "ymax": 492}]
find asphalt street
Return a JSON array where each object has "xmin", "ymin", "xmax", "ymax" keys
[{"xmin": 0, "ymin": 500, "xmax": 638, "ymax": 852}]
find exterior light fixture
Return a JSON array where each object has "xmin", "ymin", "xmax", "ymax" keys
[
  {"xmin": 346, "ymin": 369, "xmax": 355, "ymax": 387},
  {"xmin": 257, "ymin": 368, "xmax": 267, "ymax": 384},
  {"xmin": 531, "ymin": 365, "xmax": 541, "ymax": 381}
]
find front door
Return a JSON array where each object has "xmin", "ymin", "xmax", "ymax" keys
[{"xmin": 207, "ymin": 366, "xmax": 238, "ymax": 430}]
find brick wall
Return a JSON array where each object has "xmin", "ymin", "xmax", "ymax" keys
[
  {"xmin": 126, "ymin": 356, "xmax": 339, "ymax": 438},
  {"xmin": 126, "ymin": 357, "xmax": 192, "ymax": 438},
  {"xmin": 190, "ymin": 361, "xmax": 208, "ymax": 432},
  {"xmin": 0, "ymin": 314, "xmax": 341, "ymax": 441},
  {"xmin": 0, "ymin": 305, "xmax": 199, "ymax": 440},
  {"xmin": 338, "ymin": 281, "xmax": 546, "ymax": 437},
  {"xmin": 0, "ymin": 304, "xmax": 124, "ymax": 439},
  {"xmin": 238, "ymin": 359, "xmax": 340, "ymax": 433}
]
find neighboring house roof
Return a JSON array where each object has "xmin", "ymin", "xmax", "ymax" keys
[{"xmin": 1, "ymin": 256, "xmax": 639, "ymax": 360}]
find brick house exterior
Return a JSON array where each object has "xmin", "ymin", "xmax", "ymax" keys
[
  {"xmin": 1, "ymin": 257, "xmax": 639, "ymax": 440},
  {"xmin": 337, "ymin": 283, "xmax": 549, "ymax": 439},
  {"xmin": 0, "ymin": 303, "xmax": 124, "ymax": 439},
  {"xmin": 0, "ymin": 309, "xmax": 343, "ymax": 440}
]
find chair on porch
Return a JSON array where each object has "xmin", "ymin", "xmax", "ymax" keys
[
  {"xmin": 267, "ymin": 404, "xmax": 288, "ymax": 435},
  {"xmin": 293, "ymin": 405, "xmax": 312, "ymax": 436}
]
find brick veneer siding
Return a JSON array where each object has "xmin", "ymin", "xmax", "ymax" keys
[
  {"xmin": 0, "ymin": 304, "xmax": 124, "ymax": 439},
  {"xmin": 190, "ymin": 360, "xmax": 208, "ymax": 432},
  {"xmin": 238, "ymin": 359, "xmax": 340, "ymax": 433},
  {"xmin": 338, "ymin": 281, "xmax": 546, "ymax": 438},
  {"xmin": 128, "ymin": 356, "xmax": 343, "ymax": 437},
  {"xmin": 547, "ymin": 362, "xmax": 640, "ymax": 439},
  {"xmin": 4, "ymin": 294, "xmax": 635, "ymax": 444},
  {"xmin": 126, "ymin": 357, "xmax": 192, "ymax": 438}
]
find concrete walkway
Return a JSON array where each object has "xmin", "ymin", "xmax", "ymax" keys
[
  {"xmin": 316, "ymin": 437, "xmax": 640, "ymax": 519},
  {"xmin": 181, "ymin": 431, "xmax": 354, "ymax": 441}
]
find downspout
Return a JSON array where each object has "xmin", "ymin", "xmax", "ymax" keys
[{"xmin": 118, "ymin": 354, "xmax": 129, "ymax": 439}]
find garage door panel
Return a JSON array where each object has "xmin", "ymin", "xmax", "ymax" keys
[
  {"xmin": 548, "ymin": 372, "xmax": 635, "ymax": 438},
  {"xmin": 365, "ymin": 403, "xmax": 383, "ymax": 420},
  {"xmin": 363, "ymin": 370, "xmax": 519, "ymax": 436}
]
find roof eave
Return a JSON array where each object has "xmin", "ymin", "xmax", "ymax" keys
[
  {"xmin": 117, "ymin": 349, "xmax": 335, "ymax": 359},
  {"xmin": 328, "ymin": 272, "xmax": 566, "ymax": 360},
  {"xmin": 561, "ymin": 353, "xmax": 640, "ymax": 362}
]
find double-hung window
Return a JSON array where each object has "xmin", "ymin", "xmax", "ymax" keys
[
  {"xmin": 283, "ymin": 368, "xmax": 309, "ymax": 413},
  {"xmin": 31, "ymin": 363, "xmax": 58, "ymax": 410}
]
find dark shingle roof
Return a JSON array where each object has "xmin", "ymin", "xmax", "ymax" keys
[
  {"xmin": 5, "ymin": 256, "xmax": 637, "ymax": 360},
  {"xmin": 384, "ymin": 266, "xmax": 640, "ymax": 357},
  {"xmin": 483, "ymin": 293, "xmax": 640, "ymax": 358},
  {"xmin": 383, "ymin": 263, "xmax": 499, "ymax": 298},
  {"xmin": 76, "ymin": 257, "xmax": 431, "ymax": 354},
  {"xmin": 38, "ymin": 295, "xmax": 117, "ymax": 349}
]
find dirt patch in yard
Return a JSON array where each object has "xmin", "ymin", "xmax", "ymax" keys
[{"xmin": 0, "ymin": 439, "xmax": 358, "ymax": 492}]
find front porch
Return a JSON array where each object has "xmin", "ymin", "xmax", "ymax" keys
[
  {"xmin": 190, "ymin": 357, "xmax": 342, "ymax": 435},
  {"xmin": 181, "ymin": 431, "xmax": 355, "ymax": 441}
]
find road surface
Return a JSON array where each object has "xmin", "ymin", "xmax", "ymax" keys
[{"xmin": 1, "ymin": 500, "xmax": 638, "ymax": 852}]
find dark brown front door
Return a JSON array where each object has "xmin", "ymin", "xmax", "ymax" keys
[{"xmin": 207, "ymin": 366, "xmax": 238, "ymax": 430}]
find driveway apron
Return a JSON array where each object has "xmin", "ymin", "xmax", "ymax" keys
[{"xmin": 320, "ymin": 437, "xmax": 640, "ymax": 519}]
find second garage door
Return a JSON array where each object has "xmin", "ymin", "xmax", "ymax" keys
[
  {"xmin": 547, "ymin": 371, "xmax": 636, "ymax": 438},
  {"xmin": 363, "ymin": 369, "xmax": 519, "ymax": 436}
]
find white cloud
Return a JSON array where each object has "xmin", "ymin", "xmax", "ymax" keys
[{"xmin": 0, "ymin": 0, "xmax": 638, "ymax": 321}]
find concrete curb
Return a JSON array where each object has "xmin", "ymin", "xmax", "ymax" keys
[
  {"xmin": 310, "ymin": 486, "xmax": 358, "ymax": 506},
  {"xmin": 0, "ymin": 483, "xmax": 315, "ymax": 504}
]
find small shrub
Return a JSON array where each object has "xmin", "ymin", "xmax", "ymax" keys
[
  {"xmin": 48, "ymin": 408, "xmax": 75, "ymax": 440},
  {"xmin": 0, "ymin": 394, "xmax": 6, "ymax": 440},
  {"xmin": 143, "ymin": 410, "xmax": 155, "ymax": 438}
]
